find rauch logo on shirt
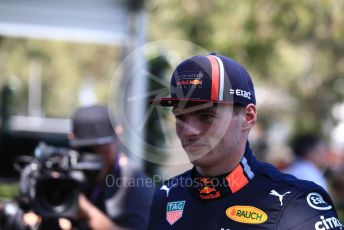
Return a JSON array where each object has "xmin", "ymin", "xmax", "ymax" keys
[{"xmin": 226, "ymin": 206, "xmax": 268, "ymax": 224}]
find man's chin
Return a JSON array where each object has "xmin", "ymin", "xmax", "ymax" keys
[
  {"xmin": 189, "ymin": 156, "xmax": 213, "ymax": 169},
  {"xmin": 186, "ymin": 150, "xmax": 210, "ymax": 165}
]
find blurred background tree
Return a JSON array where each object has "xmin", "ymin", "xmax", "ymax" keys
[
  {"xmin": 0, "ymin": 38, "xmax": 120, "ymax": 118},
  {"xmin": 148, "ymin": 0, "xmax": 344, "ymax": 162}
]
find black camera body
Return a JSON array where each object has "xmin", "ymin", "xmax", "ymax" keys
[{"xmin": 17, "ymin": 142, "xmax": 102, "ymax": 219}]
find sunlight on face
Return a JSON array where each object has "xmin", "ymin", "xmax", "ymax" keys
[{"xmin": 173, "ymin": 102, "xmax": 242, "ymax": 166}]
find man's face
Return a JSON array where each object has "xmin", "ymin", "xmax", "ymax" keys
[
  {"xmin": 309, "ymin": 142, "xmax": 328, "ymax": 170},
  {"xmin": 172, "ymin": 102, "xmax": 245, "ymax": 168},
  {"xmin": 86, "ymin": 142, "xmax": 117, "ymax": 181},
  {"xmin": 92, "ymin": 142, "xmax": 116, "ymax": 167}
]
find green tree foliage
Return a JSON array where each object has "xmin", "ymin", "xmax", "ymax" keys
[
  {"xmin": 0, "ymin": 38, "xmax": 119, "ymax": 117},
  {"xmin": 0, "ymin": 0, "xmax": 343, "ymax": 139},
  {"xmin": 148, "ymin": 0, "xmax": 344, "ymax": 135}
]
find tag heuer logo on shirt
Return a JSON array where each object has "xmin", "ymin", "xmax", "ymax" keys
[
  {"xmin": 226, "ymin": 205, "xmax": 268, "ymax": 224},
  {"xmin": 166, "ymin": 201, "xmax": 186, "ymax": 225}
]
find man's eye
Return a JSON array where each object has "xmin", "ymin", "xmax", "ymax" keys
[
  {"xmin": 175, "ymin": 115, "xmax": 185, "ymax": 122},
  {"xmin": 199, "ymin": 114, "xmax": 215, "ymax": 122}
]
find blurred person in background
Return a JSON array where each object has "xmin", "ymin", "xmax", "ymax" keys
[
  {"xmin": 69, "ymin": 105, "xmax": 154, "ymax": 230},
  {"xmin": 284, "ymin": 134, "xmax": 329, "ymax": 191},
  {"xmin": 3, "ymin": 105, "xmax": 155, "ymax": 230}
]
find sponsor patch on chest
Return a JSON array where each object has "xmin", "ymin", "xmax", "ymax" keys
[
  {"xmin": 166, "ymin": 201, "xmax": 185, "ymax": 225},
  {"xmin": 225, "ymin": 205, "xmax": 268, "ymax": 224}
]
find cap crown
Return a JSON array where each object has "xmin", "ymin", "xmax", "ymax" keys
[
  {"xmin": 162, "ymin": 54, "xmax": 256, "ymax": 106},
  {"xmin": 70, "ymin": 105, "xmax": 116, "ymax": 147}
]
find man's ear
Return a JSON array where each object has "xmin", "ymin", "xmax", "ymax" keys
[{"xmin": 242, "ymin": 104, "xmax": 256, "ymax": 131}]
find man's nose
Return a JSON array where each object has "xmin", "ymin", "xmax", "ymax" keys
[{"xmin": 178, "ymin": 116, "xmax": 202, "ymax": 137}]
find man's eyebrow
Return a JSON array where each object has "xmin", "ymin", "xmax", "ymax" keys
[{"xmin": 172, "ymin": 102, "xmax": 216, "ymax": 116}]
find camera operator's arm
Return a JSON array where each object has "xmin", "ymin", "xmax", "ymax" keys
[{"xmin": 79, "ymin": 194, "xmax": 127, "ymax": 230}]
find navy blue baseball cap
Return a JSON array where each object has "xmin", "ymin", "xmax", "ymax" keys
[
  {"xmin": 70, "ymin": 105, "xmax": 117, "ymax": 148},
  {"xmin": 151, "ymin": 53, "xmax": 256, "ymax": 106}
]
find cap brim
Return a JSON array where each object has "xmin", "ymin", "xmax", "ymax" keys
[
  {"xmin": 149, "ymin": 98, "xmax": 217, "ymax": 107},
  {"xmin": 149, "ymin": 98, "xmax": 243, "ymax": 107}
]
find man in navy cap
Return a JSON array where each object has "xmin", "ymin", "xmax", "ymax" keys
[
  {"xmin": 70, "ymin": 105, "xmax": 154, "ymax": 230},
  {"xmin": 148, "ymin": 54, "xmax": 342, "ymax": 229}
]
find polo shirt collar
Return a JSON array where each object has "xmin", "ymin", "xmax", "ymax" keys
[{"xmin": 189, "ymin": 142, "xmax": 256, "ymax": 200}]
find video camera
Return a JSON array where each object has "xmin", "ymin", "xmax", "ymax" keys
[{"xmin": 15, "ymin": 142, "xmax": 103, "ymax": 219}]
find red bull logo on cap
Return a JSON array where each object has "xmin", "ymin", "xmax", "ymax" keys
[{"xmin": 176, "ymin": 79, "xmax": 203, "ymax": 86}]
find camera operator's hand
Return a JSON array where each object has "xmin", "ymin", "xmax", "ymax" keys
[
  {"xmin": 23, "ymin": 212, "xmax": 72, "ymax": 230},
  {"xmin": 78, "ymin": 194, "xmax": 127, "ymax": 230},
  {"xmin": 23, "ymin": 211, "xmax": 41, "ymax": 228}
]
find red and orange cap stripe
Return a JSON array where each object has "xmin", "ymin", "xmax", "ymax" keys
[{"xmin": 206, "ymin": 55, "xmax": 220, "ymax": 101}]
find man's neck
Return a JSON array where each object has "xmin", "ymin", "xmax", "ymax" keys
[
  {"xmin": 195, "ymin": 157, "xmax": 242, "ymax": 177},
  {"xmin": 195, "ymin": 147, "xmax": 246, "ymax": 177}
]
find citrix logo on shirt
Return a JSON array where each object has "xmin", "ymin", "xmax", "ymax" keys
[{"xmin": 314, "ymin": 216, "xmax": 343, "ymax": 230}]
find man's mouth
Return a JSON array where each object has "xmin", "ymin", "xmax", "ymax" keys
[
  {"xmin": 184, "ymin": 143, "xmax": 204, "ymax": 147},
  {"xmin": 183, "ymin": 142, "xmax": 208, "ymax": 151}
]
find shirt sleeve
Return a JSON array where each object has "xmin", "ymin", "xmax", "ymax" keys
[{"xmin": 277, "ymin": 187, "xmax": 343, "ymax": 230}]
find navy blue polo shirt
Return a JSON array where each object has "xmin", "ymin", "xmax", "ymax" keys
[{"xmin": 148, "ymin": 144, "xmax": 342, "ymax": 230}]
